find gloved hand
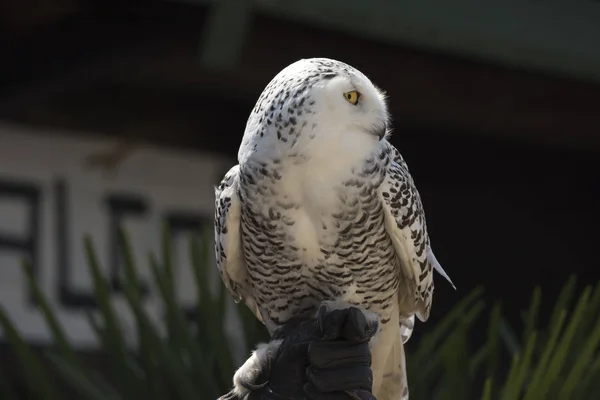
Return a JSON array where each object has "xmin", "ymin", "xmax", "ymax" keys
[{"xmin": 218, "ymin": 303, "xmax": 379, "ymax": 400}]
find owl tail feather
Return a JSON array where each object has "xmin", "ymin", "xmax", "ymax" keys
[
  {"xmin": 377, "ymin": 332, "xmax": 410, "ymax": 400},
  {"xmin": 427, "ymin": 248, "xmax": 456, "ymax": 290}
]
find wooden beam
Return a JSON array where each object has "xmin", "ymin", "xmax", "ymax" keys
[
  {"xmin": 0, "ymin": 81, "xmax": 250, "ymax": 156},
  {"xmin": 1, "ymin": 6, "xmax": 599, "ymax": 152},
  {"xmin": 114, "ymin": 15, "xmax": 600, "ymax": 151},
  {"xmin": 0, "ymin": 0, "xmax": 83, "ymax": 35},
  {"xmin": 0, "ymin": 2, "xmax": 208, "ymax": 112},
  {"xmin": 171, "ymin": 0, "xmax": 600, "ymax": 84},
  {"xmin": 198, "ymin": 0, "xmax": 253, "ymax": 70}
]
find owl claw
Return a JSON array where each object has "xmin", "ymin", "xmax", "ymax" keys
[{"xmin": 230, "ymin": 340, "xmax": 283, "ymax": 398}]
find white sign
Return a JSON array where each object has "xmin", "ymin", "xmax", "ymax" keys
[{"xmin": 0, "ymin": 123, "xmax": 238, "ymax": 349}]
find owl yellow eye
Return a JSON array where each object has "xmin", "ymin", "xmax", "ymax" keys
[{"xmin": 343, "ymin": 91, "xmax": 360, "ymax": 105}]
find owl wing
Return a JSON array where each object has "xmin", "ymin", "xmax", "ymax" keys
[
  {"xmin": 214, "ymin": 165, "xmax": 263, "ymax": 322},
  {"xmin": 378, "ymin": 143, "xmax": 455, "ymax": 326}
]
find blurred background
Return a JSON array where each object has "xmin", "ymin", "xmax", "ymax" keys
[{"xmin": 1, "ymin": 0, "xmax": 599, "ymax": 398}]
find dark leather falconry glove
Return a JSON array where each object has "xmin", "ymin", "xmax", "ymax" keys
[{"xmin": 218, "ymin": 303, "xmax": 379, "ymax": 400}]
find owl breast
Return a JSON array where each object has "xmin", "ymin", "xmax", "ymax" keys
[{"xmin": 239, "ymin": 150, "xmax": 400, "ymax": 331}]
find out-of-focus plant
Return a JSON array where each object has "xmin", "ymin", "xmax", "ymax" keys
[
  {"xmin": 406, "ymin": 275, "xmax": 600, "ymax": 399},
  {"xmin": 0, "ymin": 227, "xmax": 268, "ymax": 400},
  {"xmin": 0, "ymin": 227, "xmax": 598, "ymax": 399}
]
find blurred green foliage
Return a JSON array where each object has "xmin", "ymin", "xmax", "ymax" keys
[{"xmin": 0, "ymin": 227, "xmax": 598, "ymax": 399}]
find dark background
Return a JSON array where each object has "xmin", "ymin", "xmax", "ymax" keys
[{"xmin": 1, "ymin": 0, "xmax": 599, "ymax": 392}]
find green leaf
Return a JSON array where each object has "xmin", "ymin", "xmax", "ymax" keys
[
  {"xmin": 542, "ymin": 286, "xmax": 592, "ymax": 392},
  {"xmin": 548, "ymin": 275, "xmax": 577, "ymax": 335},
  {"xmin": 189, "ymin": 231, "xmax": 238, "ymax": 387},
  {"xmin": 412, "ymin": 287, "xmax": 484, "ymax": 364},
  {"xmin": 559, "ymin": 317, "xmax": 600, "ymax": 398},
  {"xmin": 502, "ymin": 331, "xmax": 537, "ymax": 399},
  {"xmin": 0, "ymin": 306, "xmax": 61, "ymax": 400},
  {"xmin": 84, "ymin": 236, "xmax": 142, "ymax": 398},
  {"xmin": 481, "ymin": 377, "xmax": 493, "ymax": 400},
  {"xmin": 572, "ymin": 352, "xmax": 600, "ymax": 398},
  {"xmin": 45, "ymin": 352, "xmax": 122, "ymax": 400},
  {"xmin": 522, "ymin": 310, "xmax": 567, "ymax": 400},
  {"xmin": 21, "ymin": 259, "xmax": 118, "ymax": 398},
  {"xmin": 119, "ymin": 252, "xmax": 200, "ymax": 399},
  {"xmin": 523, "ymin": 286, "xmax": 541, "ymax": 346},
  {"xmin": 0, "ymin": 372, "xmax": 20, "ymax": 400},
  {"xmin": 486, "ymin": 301, "xmax": 502, "ymax": 381},
  {"xmin": 20, "ymin": 260, "xmax": 80, "ymax": 368},
  {"xmin": 147, "ymin": 252, "xmax": 220, "ymax": 396},
  {"xmin": 161, "ymin": 223, "xmax": 175, "ymax": 293},
  {"xmin": 499, "ymin": 317, "xmax": 521, "ymax": 357}
]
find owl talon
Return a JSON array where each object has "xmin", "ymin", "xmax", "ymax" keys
[{"xmin": 231, "ymin": 340, "xmax": 282, "ymax": 398}]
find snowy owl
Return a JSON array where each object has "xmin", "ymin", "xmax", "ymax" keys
[{"xmin": 215, "ymin": 57, "xmax": 454, "ymax": 400}]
